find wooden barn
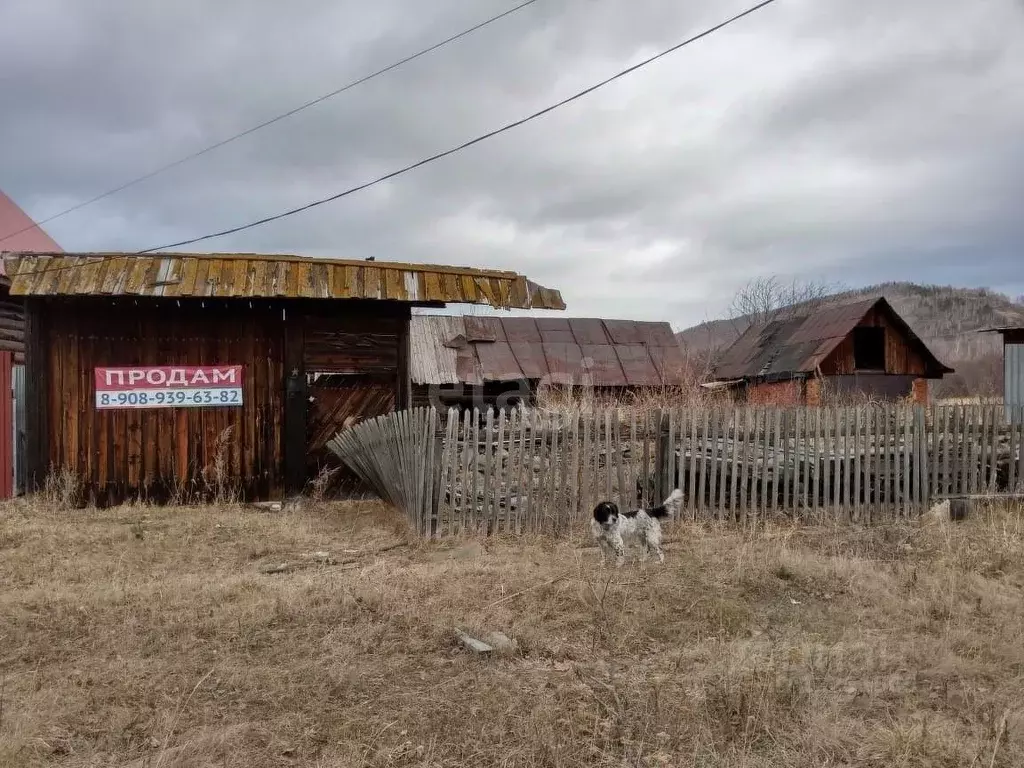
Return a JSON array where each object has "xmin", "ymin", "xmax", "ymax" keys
[
  {"xmin": 409, "ymin": 314, "xmax": 687, "ymax": 411},
  {"xmin": 6, "ymin": 251, "xmax": 563, "ymax": 504},
  {"xmin": 707, "ymin": 296, "xmax": 952, "ymax": 406}
]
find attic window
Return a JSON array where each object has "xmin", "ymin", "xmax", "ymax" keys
[{"xmin": 853, "ymin": 327, "xmax": 885, "ymax": 371}]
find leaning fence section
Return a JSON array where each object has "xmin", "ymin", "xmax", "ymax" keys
[{"xmin": 328, "ymin": 403, "xmax": 1024, "ymax": 537}]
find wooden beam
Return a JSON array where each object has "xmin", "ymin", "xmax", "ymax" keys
[
  {"xmin": 283, "ymin": 316, "xmax": 306, "ymax": 495},
  {"xmin": 396, "ymin": 304, "xmax": 412, "ymax": 411},
  {"xmin": 23, "ymin": 299, "xmax": 48, "ymax": 492}
]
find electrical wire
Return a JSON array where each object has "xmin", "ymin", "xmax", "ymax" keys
[
  {"xmin": 0, "ymin": 0, "xmax": 540, "ymax": 247},
  {"xmin": 139, "ymin": 0, "xmax": 778, "ymax": 254}
]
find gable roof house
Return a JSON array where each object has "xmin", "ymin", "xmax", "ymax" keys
[
  {"xmin": 707, "ymin": 296, "xmax": 953, "ymax": 406},
  {"xmin": 410, "ymin": 315, "xmax": 687, "ymax": 411}
]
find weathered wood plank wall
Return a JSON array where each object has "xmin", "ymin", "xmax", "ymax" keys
[{"xmin": 23, "ymin": 297, "xmax": 411, "ymax": 504}]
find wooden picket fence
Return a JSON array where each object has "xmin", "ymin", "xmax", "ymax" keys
[{"xmin": 328, "ymin": 403, "xmax": 1024, "ymax": 537}]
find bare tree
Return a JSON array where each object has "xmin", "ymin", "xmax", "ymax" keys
[{"xmin": 728, "ymin": 275, "xmax": 843, "ymax": 337}]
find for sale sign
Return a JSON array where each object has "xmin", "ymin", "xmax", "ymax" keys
[{"xmin": 94, "ymin": 366, "xmax": 244, "ymax": 409}]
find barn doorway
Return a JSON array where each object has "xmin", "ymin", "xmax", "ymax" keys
[{"xmin": 305, "ymin": 372, "xmax": 395, "ymax": 498}]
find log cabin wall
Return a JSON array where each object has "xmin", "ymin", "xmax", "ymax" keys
[{"xmin": 0, "ymin": 284, "xmax": 25, "ymax": 364}]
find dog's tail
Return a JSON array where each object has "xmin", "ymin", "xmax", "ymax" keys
[{"xmin": 647, "ymin": 488, "xmax": 683, "ymax": 519}]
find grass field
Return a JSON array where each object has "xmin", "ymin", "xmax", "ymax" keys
[{"xmin": 2, "ymin": 499, "xmax": 1024, "ymax": 767}]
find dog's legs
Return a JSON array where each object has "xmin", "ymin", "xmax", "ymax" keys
[
  {"xmin": 646, "ymin": 528, "xmax": 665, "ymax": 564},
  {"xmin": 610, "ymin": 533, "xmax": 625, "ymax": 567},
  {"xmin": 597, "ymin": 537, "xmax": 613, "ymax": 567}
]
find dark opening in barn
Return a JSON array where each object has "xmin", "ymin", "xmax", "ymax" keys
[{"xmin": 853, "ymin": 326, "xmax": 886, "ymax": 371}]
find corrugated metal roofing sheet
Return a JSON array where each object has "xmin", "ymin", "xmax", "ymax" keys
[
  {"xmin": 1, "ymin": 251, "xmax": 565, "ymax": 310},
  {"xmin": 710, "ymin": 296, "xmax": 951, "ymax": 382},
  {"xmin": 409, "ymin": 315, "xmax": 685, "ymax": 387}
]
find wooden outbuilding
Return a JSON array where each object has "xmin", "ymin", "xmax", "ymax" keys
[
  {"xmin": 980, "ymin": 325, "xmax": 1024, "ymax": 417},
  {"xmin": 707, "ymin": 296, "xmax": 952, "ymax": 406},
  {"xmin": 409, "ymin": 314, "xmax": 687, "ymax": 411},
  {"xmin": 5, "ymin": 251, "xmax": 563, "ymax": 504}
]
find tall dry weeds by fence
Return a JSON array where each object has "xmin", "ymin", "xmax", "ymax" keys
[{"xmin": 329, "ymin": 403, "xmax": 1024, "ymax": 537}]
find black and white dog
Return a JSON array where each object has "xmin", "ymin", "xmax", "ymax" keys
[{"xmin": 591, "ymin": 489, "xmax": 683, "ymax": 567}]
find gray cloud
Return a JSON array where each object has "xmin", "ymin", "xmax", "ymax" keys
[{"xmin": 2, "ymin": 0, "xmax": 1023, "ymax": 327}]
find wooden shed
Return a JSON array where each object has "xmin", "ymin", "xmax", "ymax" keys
[
  {"xmin": 707, "ymin": 296, "xmax": 953, "ymax": 406},
  {"xmin": 5, "ymin": 251, "xmax": 563, "ymax": 504},
  {"xmin": 980, "ymin": 326, "xmax": 1024, "ymax": 417},
  {"xmin": 409, "ymin": 314, "xmax": 687, "ymax": 411}
]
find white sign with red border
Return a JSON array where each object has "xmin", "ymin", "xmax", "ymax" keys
[{"xmin": 94, "ymin": 366, "xmax": 244, "ymax": 409}]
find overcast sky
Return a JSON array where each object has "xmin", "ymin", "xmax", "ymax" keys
[{"xmin": 1, "ymin": 0, "xmax": 1022, "ymax": 329}]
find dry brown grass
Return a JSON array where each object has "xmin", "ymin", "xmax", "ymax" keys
[{"xmin": 2, "ymin": 498, "xmax": 1024, "ymax": 767}]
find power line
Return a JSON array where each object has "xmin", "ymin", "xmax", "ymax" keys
[
  {"xmin": 139, "ymin": 0, "xmax": 778, "ymax": 254},
  {"xmin": 0, "ymin": 0, "xmax": 540, "ymax": 247}
]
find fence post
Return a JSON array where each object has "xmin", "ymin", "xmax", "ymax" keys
[
  {"xmin": 655, "ymin": 409, "xmax": 671, "ymax": 502},
  {"xmin": 429, "ymin": 421, "xmax": 445, "ymax": 537},
  {"xmin": 915, "ymin": 406, "xmax": 928, "ymax": 514}
]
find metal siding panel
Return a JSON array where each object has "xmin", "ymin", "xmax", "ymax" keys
[
  {"xmin": 650, "ymin": 344, "xmax": 686, "ymax": 384},
  {"xmin": 509, "ymin": 340, "xmax": 548, "ymax": 379},
  {"xmin": 569, "ymin": 318, "xmax": 610, "ymax": 345},
  {"xmin": 1008, "ymin": 343, "xmax": 1024, "ymax": 409},
  {"xmin": 476, "ymin": 341, "xmax": 524, "ymax": 381},
  {"xmin": 582, "ymin": 344, "xmax": 629, "ymax": 386},
  {"xmin": 463, "ymin": 316, "xmax": 501, "ymax": 342},
  {"xmin": 643, "ymin": 323, "xmax": 678, "ymax": 346},
  {"xmin": 501, "ymin": 317, "xmax": 542, "ymax": 343},
  {"xmin": 613, "ymin": 344, "xmax": 658, "ymax": 386},
  {"xmin": 603, "ymin": 320, "xmax": 646, "ymax": 344},
  {"xmin": 542, "ymin": 342, "xmax": 584, "ymax": 382},
  {"xmin": 536, "ymin": 318, "xmax": 574, "ymax": 343}
]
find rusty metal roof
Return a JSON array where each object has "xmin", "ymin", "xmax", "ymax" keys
[
  {"xmin": 710, "ymin": 296, "xmax": 952, "ymax": 382},
  {"xmin": 0, "ymin": 251, "xmax": 565, "ymax": 310},
  {"xmin": 410, "ymin": 315, "xmax": 685, "ymax": 386}
]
